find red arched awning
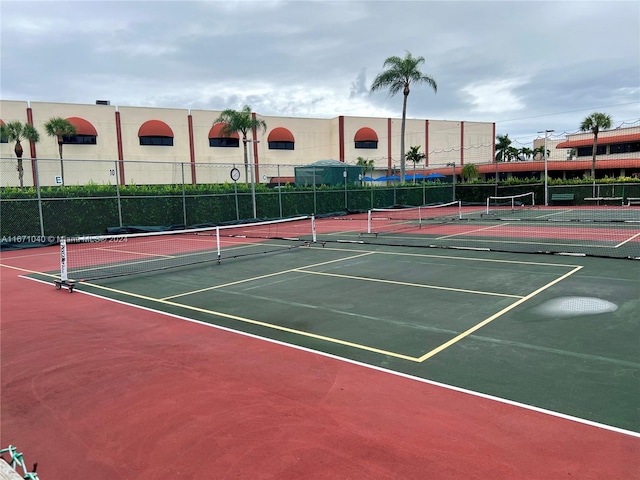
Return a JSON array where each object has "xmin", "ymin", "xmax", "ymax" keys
[
  {"xmin": 138, "ymin": 120, "xmax": 174, "ymax": 137},
  {"xmin": 208, "ymin": 123, "xmax": 239, "ymax": 139},
  {"xmin": 354, "ymin": 127, "xmax": 378, "ymax": 142},
  {"xmin": 66, "ymin": 117, "xmax": 98, "ymax": 136},
  {"xmin": 556, "ymin": 133, "xmax": 640, "ymax": 149},
  {"xmin": 267, "ymin": 127, "xmax": 295, "ymax": 142}
]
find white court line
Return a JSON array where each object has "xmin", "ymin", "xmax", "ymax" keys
[
  {"xmin": 18, "ymin": 272, "xmax": 640, "ymax": 439},
  {"xmin": 614, "ymin": 231, "xmax": 640, "ymax": 249}
]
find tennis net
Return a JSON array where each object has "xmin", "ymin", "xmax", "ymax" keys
[
  {"xmin": 486, "ymin": 192, "xmax": 535, "ymax": 214},
  {"xmin": 58, "ymin": 216, "xmax": 315, "ymax": 284},
  {"xmin": 366, "ymin": 201, "xmax": 462, "ymax": 236},
  {"xmin": 311, "ymin": 202, "xmax": 640, "ymax": 260}
]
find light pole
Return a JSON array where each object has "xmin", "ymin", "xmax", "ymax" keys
[
  {"xmin": 245, "ymin": 139, "xmax": 259, "ymax": 218},
  {"xmin": 447, "ymin": 162, "xmax": 456, "ymax": 201},
  {"xmin": 538, "ymin": 129, "xmax": 554, "ymax": 206}
]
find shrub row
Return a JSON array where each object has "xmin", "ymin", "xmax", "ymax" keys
[{"xmin": 2, "ymin": 181, "xmax": 639, "ymax": 238}]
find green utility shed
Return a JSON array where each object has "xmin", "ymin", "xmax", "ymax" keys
[{"xmin": 294, "ymin": 160, "xmax": 362, "ymax": 186}]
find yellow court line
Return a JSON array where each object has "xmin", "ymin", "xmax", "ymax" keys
[
  {"xmin": 416, "ymin": 265, "xmax": 584, "ymax": 362},
  {"xmin": 614, "ymin": 231, "xmax": 640, "ymax": 249},
  {"xmin": 536, "ymin": 209, "xmax": 575, "ymax": 219},
  {"xmin": 94, "ymin": 247, "xmax": 176, "ymax": 258},
  {"xmin": 78, "ymin": 280, "xmax": 420, "ymax": 362},
  {"xmin": 161, "ymin": 252, "xmax": 376, "ymax": 300},
  {"xmin": 434, "ymin": 237, "xmax": 618, "ymax": 250},
  {"xmin": 4, "ymin": 251, "xmax": 584, "ymax": 364},
  {"xmin": 0, "ymin": 263, "xmax": 53, "ymax": 276},
  {"xmin": 294, "ymin": 269, "xmax": 523, "ymax": 299},
  {"xmin": 309, "ymin": 244, "xmax": 581, "ymax": 268},
  {"xmin": 436, "ymin": 223, "xmax": 505, "ymax": 240}
]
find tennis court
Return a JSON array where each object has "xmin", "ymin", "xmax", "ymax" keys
[{"xmin": 1, "ymin": 201, "xmax": 639, "ymax": 478}]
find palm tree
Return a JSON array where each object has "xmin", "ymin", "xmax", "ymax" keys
[
  {"xmin": 519, "ymin": 147, "xmax": 533, "ymax": 161},
  {"xmin": 495, "ymin": 134, "xmax": 512, "ymax": 163},
  {"xmin": 494, "ymin": 134, "xmax": 513, "ymax": 194},
  {"xmin": 0, "ymin": 121, "xmax": 40, "ymax": 188},
  {"xmin": 213, "ymin": 106, "xmax": 267, "ymax": 185},
  {"xmin": 44, "ymin": 117, "xmax": 76, "ymax": 185},
  {"xmin": 405, "ymin": 145, "xmax": 426, "ymax": 183},
  {"xmin": 505, "ymin": 146, "xmax": 520, "ymax": 162},
  {"xmin": 461, "ymin": 163, "xmax": 479, "ymax": 182},
  {"xmin": 580, "ymin": 112, "xmax": 612, "ymax": 181},
  {"xmin": 370, "ymin": 52, "xmax": 437, "ymax": 181},
  {"xmin": 356, "ymin": 156, "xmax": 375, "ymax": 178},
  {"xmin": 532, "ymin": 145, "xmax": 549, "ymax": 161}
]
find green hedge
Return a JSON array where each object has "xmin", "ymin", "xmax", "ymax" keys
[{"xmin": 2, "ymin": 180, "xmax": 640, "ymax": 239}]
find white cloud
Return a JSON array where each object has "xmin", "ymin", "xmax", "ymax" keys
[
  {"xmin": 1, "ymin": 0, "xmax": 638, "ymax": 146},
  {"xmin": 95, "ymin": 42, "xmax": 179, "ymax": 57},
  {"xmin": 461, "ymin": 78, "xmax": 529, "ymax": 114}
]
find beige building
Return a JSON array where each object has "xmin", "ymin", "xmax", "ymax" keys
[
  {"xmin": 0, "ymin": 100, "xmax": 494, "ymax": 187},
  {"xmin": 4, "ymin": 100, "xmax": 638, "ymax": 187}
]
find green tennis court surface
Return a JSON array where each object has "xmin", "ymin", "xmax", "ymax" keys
[{"xmin": 33, "ymin": 236, "xmax": 639, "ymax": 433}]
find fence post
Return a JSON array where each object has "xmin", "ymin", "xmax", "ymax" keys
[
  {"xmin": 181, "ymin": 163, "xmax": 187, "ymax": 226},
  {"xmin": 277, "ymin": 164, "xmax": 283, "ymax": 218},
  {"xmin": 232, "ymin": 164, "xmax": 239, "ymax": 220},
  {"xmin": 344, "ymin": 167, "xmax": 348, "ymax": 210},
  {"xmin": 313, "ymin": 166, "xmax": 317, "ymax": 215},
  {"xmin": 34, "ymin": 159, "xmax": 45, "ymax": 237},
  {"xmin": 115, "ymin": 160, "xmax": 123, "ymax": 227}
]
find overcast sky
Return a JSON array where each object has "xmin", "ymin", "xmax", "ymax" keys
[{"xmin": 1, "ymin": 0, "xmax": 639, "ymax": 148}]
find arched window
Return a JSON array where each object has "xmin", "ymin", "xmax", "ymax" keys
[
  {"xmin": 268, "ymin": 127, "xmax": 295, "ymax": 150},
  {"xmin": 209, "ymin": 123, "xmax": 239, "ymax": 147},
  {"xmin": 138, "ymin": 120, "xmax": 174, "ymax": 146},
  {"xmin": 354, "ymin": 127, "xmax": 378, "ymax": 149},
  {"xmin": 63, "ymin": 117, "xmax": 98, "ymax": 144}
]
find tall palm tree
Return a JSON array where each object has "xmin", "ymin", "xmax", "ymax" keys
[
  {"xmin": 44, "ymin": 117, "xmax": 76, "ymax": 185},
  {"xmin": 213, "ymin": 106, "xmax": 267, "ymax": 185},
  {"xmin": 580, "ymin": 112, "xmax": 612, "ymax": 181},
  {"xmin": 0, "ymin": 121, "xmax": 40, "ymax": 188},
  {"xmin": 370, "ymin": 52, "xmax": 437, "ymax": 181}
]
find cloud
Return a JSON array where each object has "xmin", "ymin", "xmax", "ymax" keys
[
  {"xmin": 461, "ymin": 78, "xmax": 529, "ymax": 114},
  {"xmin": 1, "ymin": 0, "xmax": 638, "ymax": 147},
  {"xmin": 349, "ymin": 69, "xmax": 369, "ymax": 99}
]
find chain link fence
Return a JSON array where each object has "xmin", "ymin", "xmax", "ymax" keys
[{"xmin": 3, "ymin": 157, "xmax": 639, "ymax": 243}]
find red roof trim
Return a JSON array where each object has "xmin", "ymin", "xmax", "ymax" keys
[
  {"xmin": 267, "ymin": 127, "xmax": 295, "ymax": 143},
  {"xmin": 66, "ymin": 116, "xmax": 98, "ymax": 136},
  {"xmin": 354, "ymin": 127, "xmax": 378, "ymax": 142},
  {"xmin": 421, "ymin": 158, "xmax": 640, "ymax": 176},
  {"xmin": 471, "ymin": 158, "xmax": 640, "ymax": 174},
  {"xmin": 556, "ymin": 133, "xmax": 640, "ymax": 149},
  {"xmin": 138, "ymin": 120, "xmax": 174, "ymax": 137},
  {"xmin": 208, "ymin": 123, "xmax": 239, "ymax": 139}
]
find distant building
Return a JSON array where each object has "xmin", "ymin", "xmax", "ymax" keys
[{"xmin": 0, "ymin": 99, "xmax": 638, "ymax": 186}]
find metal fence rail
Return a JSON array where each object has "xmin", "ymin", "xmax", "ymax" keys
[{"xmin": 2, "ymin": 157, "xmax": 639, "ymax": 250}]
